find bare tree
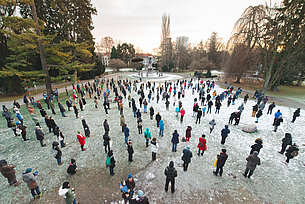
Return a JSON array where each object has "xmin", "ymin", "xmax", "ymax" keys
[
  {"xmin": 109, "ymin": 59, "xmax": 127, "ymax": 71},
  {"xmin": 95, "ymin": 36, "xmax": 114, "ymax": 54}
]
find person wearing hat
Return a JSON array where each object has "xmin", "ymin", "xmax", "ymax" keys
[
  {"xmin": 124, "ymin": 124, "xmax": 130, "ymax": 144},
  {"xmin": 76, "ymin": 131, "xmax": 86, "ymax": 151},
  {"xmin": 107, "ymin": 150, "xmax": 116, "ymax": 176},
  {"xmin": 67, "ymin": 159, "xmax": 77, "ymax": 175},
  {"xmin": 22, "ymin": 168, "xmax": 42, "ymax": 199},
  {"xmin": 243, "ymin": 151, "xmax": 261, "ymax": 178},
  {"xmin": 213, "ymin": 149, "xmax": 228, "ymax": 177},
  {"xmin": 58, "ymin": 181, "xmax": 76, "ymax": 204},
  {"xmin": 0, "ymin": 160, "xmax": 20, "ymax": 187},
  {"xmin": 278, "ymin": 133, "xmax": 292, "ymax": 154},
  {"xmin": 126, "ymin": 173, "xmax": 135, "ymax": 195},
  {"xmin": 182, "ymin": 146, "xmax": 193, "ymax": 171},
  {"xmin": 127, "ymin": 140, "xmax": 134, "ymax": 162},
  {"xmin": 144, "ymin": 128, "xmax": 151, "ymax": 147},
  {"xmin": 131, "ymin": 190, "xmax": 149, "ymax": 204},
  {"xmin": 164, "ymin": 161, "xmax": 177, "ymax": 193}
]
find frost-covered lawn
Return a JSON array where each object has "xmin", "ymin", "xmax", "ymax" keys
[{"xmin": 0, "ymin": 74, "xmax": 304, "ymax": 204}]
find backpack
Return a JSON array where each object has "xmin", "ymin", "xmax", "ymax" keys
[
  {"xmin": 199, "ymin": 141, "xmax": 204, "ymax": 148},
  {"xmin": 105, "ymin": 156, "xmax": 111, "ymax": 167},
  {"xmin": 291, "ymin": 150, "xmax": 298, "ymax": 157}
]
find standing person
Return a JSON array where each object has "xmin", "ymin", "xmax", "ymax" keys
[
  {"xmin": 106, "ymin": 150, "xmax": 116, "ymax": 176},
  {"xmin": 155, "ymin": 112, "xmax": 161, "ymax": 127},
  {"xmin": 149, "ymin": 106, "xmax": 154, "ymax": 120},
  {"xmin": 197, "ymin": 134, "xmax": 207, "ymax": 156},
  {"xmin": 273, "ymin": 110, "xmax": 282, "ymax": 125},
  {"xmin": 144, "ymin": 128, "xmax": 151, "ymax": 147},
  {"xmin": 215, "ymin": 101, "xmax": 221, "ymax": 114},
  {"xmin": 73, "ymin": 105, "xmax": 79, "ymax": 118},
  {"xmin": 103, "ymin": 119, "xmax": 110, "ymax": 134},
  {"xmin": 143, "ymin": 99, "xmax": 148, "ymax": 113},
  {"xmin": 67, "ymin": 159, "xmax": 77, "ymax": 175},
  {"xmin": 171, "ymin": 130, "xmax": 179, "ymax": 152},
  {"xmin": 267, "ymin": 102, "xmax": 275, "ymax": 114},
  {"xmin": 278, "ymin": 133, "xmax": 292, "ymax": 154},
  {"xmin": 58, "ymin": 102, "xmax": 66, "ymax": 117},
  {"xmin": 244, "ymin": 94, "xmax": 249, "ymax": 103},
  {"xmin": 220, "ymin": 125, "xmax": 230, "ymax": 145},
  {"xmin": 23, "ymin": 95, "xmax": 29, "ymax": 106},
  {"xmin": 164, "ymin": 161, "xmax": 177, "ymax": 193},
  {"xmin": 234, "ymin": 111, "xmax": 241, "ymax": 125},
  {"xmin": 52, "ymin": 141, "xmax": 64, "ymax": 165},
  {"xmin": 250, "ymin": 138, "xmax": 263, "ymax": 155},
  {"xmin": 291, "ymin": 108, "xmax": 301, "ymax": 123},
  {"xmin": 165, "ymin": 99, "xmax": 170, "ymax": 110},
  {"xmin": 0, "ymin": 160, "xmax": 20, "ymax": 187},
  {"xmin": 103, "ymin": 132, "xmax": 111, "ymax": 154},
  {"xmin": 124, "ymin": 124, "xmax": 130, "ymax": 144},
  {"xmin": 76, "ymin": 131, "xmax": 86, "ymax": 151},
  {"xmin": 126, "ymin": 173, "xmax": 136, "ymax": 195},
  {"xmin": 207, "ymin": 100, "xmax": 213, "ymax": 114},
  {"xmin": 22, "ymin": 168, "xmax": 42, "ymax": 199},
  {"xmin": 50, "ymin": 100, "xmax": 56, "ymax": 115},
  {"xmin": 252, "ymin": 104, "xmax": 258, "ymax": 117},
  {"xmin": 243, "ymin": 151, "xmax": 261, "ymax": 179},
  {"xmin": 159, "ymin": 120, "xmax": 164, "ymax": 137},
  {"xmin": 182, "ymin": 146, "xmax": 193, "ymax": 171},
  {"xmin": 49, "ymin": 116, "xmax": 57, "ymax": 134},
  {"xmin": 137, "ymin": 117, "xmax": 143, "ymax": 134},
  {"xmin": 238, "ymin": 103, "xmax": 244, "ymax": 114},
  {"xmin": 180, "ymin": 108, "xmax": 185, "ymax": 123},
  {"xmin": 274, "ymin": 115, "xmax": 283, "ymax": 132},
  {"xmin": 209, "ymin": 119, "xmax": 216, "ymax": 133},
  {"xmin": 285, "ymin": 143, "xmax": 299, "ymax": 164},
  {"xmin": 58, "ymin": 181, "xmax": 77, "ymax": 204},
  {"xmin": 175, "ymin": 106, "xmax": 180, "ymax": 117},
  {"xmin": 151, "ymin": 137, "xmax": 159, "ymax": 161},
  {"xmin": 185, "ymin": 126, "xmax": 192, "ymax": 142},
  {"xmin": 66, "ymin": 99, "xmax": 72, "ymax": 111},
  {"xmin": 82, "ymin": 119, "xmax": 90, "ymax": 137},
  {"xmin": 120, "ymin": 115, "xmax": 126, "ymax": 133},
  {"xmin": 213, "ymin": 149, "xmax": 228, "ymax": 177},
  {"xmin": 19, "ymin": 124, "xmax": 29, "ymax": 141},
  {"xmin": 35, "ymin": 126, "xmax": 46, "ymax": 147},
  {"xmin": 127, "ymin": 140, "xmax": 134, "ymax": 162},
  {"xmin": 196, "ymin": 108, "xmax": 202, "ymax": 124},
  {"xmin": 255, "ymin": 109, "xmax": 263, "ymax": 123}
]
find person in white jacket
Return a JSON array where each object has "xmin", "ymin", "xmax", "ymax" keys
[{"xmin": 151, "ymin": 137, "xmax": 159, "ymax": 161}]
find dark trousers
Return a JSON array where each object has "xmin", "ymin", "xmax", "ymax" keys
[
  {"xmin": 221, "ymin": 136, "xmax": 226, "ymax": 144},
  {"xmin": 39, "ymin": 140, "xmax": 45, "ymax": 147},
  {"xmin": 128, "ymin": 153, "xmax": 133, "ymax": 162},
  {"xmin": 180, "ymin": 115, "xmax": 184, "ymax": 123},
  {"xmin": 122, "ymin": 126, "xmax": 124, "ymax": 132},
  {"xmin": 138, "ymin": 127, "xmax": 142, "ymax": 134},
  {"xmin": 150, "ymin": 115, "xmax": 153, "ymax": 120},
  {"xmin": 267, "ymin": 109, "xmax": 273, "ymax": 115},
  {"xmin": 30, "ymin": 186, "xmax": 41, "ymax": 197},
  {"xmin": 146, "ymin": 139, "xmax": 149, "ymax": 147},
  {"xmin": 7, "ymin": 175, "xmax": 17, "ymax": 185},
  {"xmin": 215, "ymin": 166, "xmax": 223, "ymax": 176},
  {"xmin": 109, "ymin": 167, "xmax": 114, "ymax": 175},
  {"xmin": 286, "ymin": 157, "xmax": 291, "ymax": 163},
  {"xmin": 183, "ymin": 162, "xmax": 189, "ymax": 171},
  {"xmin": 292, "ymin": 116, "xmax": 297, "ymax": 123},
  {"xmin": 152, "ymin": 152, "xmax": 156, "ymax": 161},
  {"xmin": 81, "ymin": 144, "xmax": 84, "ymax": 150},
  {"xmin": 51, "ymin": 108, "xmax": 56, "ymax": 114},
  {"xmin": 22, "ymin": 133, "xmax": 27, "ymax": 141},
  {"xmin": 244, "ymin": 168, "xmax": 254, "ymax": 178},
  {"xmin": 196, "ymin": 117, "xmax": 201, "ymax": 124},
  {"xmin": 229, "ymin": 118, "xmax": 234, "ymax": 124},
  {"xmin": 165, "ymin": 178, "xmax": 175, "ymax": 193},
  {"xmin": 207, "ymin": 106, "xmax": 212, "ymax": 113},
  {"xmin": 210, "ymin": 128, "xmax": 213, "ymax": 133},
  {"xmin": 279, "ymin": 144, "xmax": 288, "ymax": 154},
  {"xmin": 104, "ymin": 142, "xmax": 110, "ymax": 153}
]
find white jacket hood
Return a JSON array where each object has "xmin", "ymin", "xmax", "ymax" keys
[{"xmin": 58, "ymin": 186, "xmax": 68, "ymax": 198}]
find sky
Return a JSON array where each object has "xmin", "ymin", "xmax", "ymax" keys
[{"xmin": 91, "ymin": 0, "xmax": 268, "ymax": 53}]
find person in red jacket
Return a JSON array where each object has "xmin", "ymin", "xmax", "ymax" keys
[
  {"xmin": 197, "ymin": 134, "xmax": 207, "ymax": 156},
  {"xmin": 77, "ymin": 131, "xmax": 86, "ymax": 151},
  {"xmin": 185, "ymin": 126, "xmax": 192, "ymax": 141},
  {"xmin": 180, "ymin": 108, "xmax": 185, "ymax": 123}
]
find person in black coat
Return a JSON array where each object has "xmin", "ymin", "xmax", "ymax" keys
[
  {"xmin": 274, "ymin": 116, "xmax": 283, "ymax": 132},
  {"xmin": 58, "ymin": 102, "xmax": 66, "ymax": 117},
  {"xmin": 196, "ymin": 108, "xmax": 203, "ymax": 124},
  {"xmin": 73, "ymin": 105, "xmax": 79, "ymax": 118},
  {"xmin": 213, "ymin": 149, "xmax": 228, "ymax": 177},
  {"xmin": 155, "ymin": 113, "xmax": 161, "ymax": 127},
  {"xmin": 221, "ymin": 125, "xmax": 230, "ymax": 145},
  {"xmin": 149, "ymin": 107, "xmax": 154, "ymax": 120},
  {"xmin": 234, "ymin": 111, "xmax": 241, "ymax": 125},
  {"xmin": 126, "ymin": 173, "xmax": 136, "ymax": 194},
  {"xmin": 267, "ymin": 102, "xmax": 275, "ymax": 115},
  {"xmin": 255, "ymin": 109, "xmax": 263, "ymax": 123},
  {"xmin": 103, "ymin": 119, "xmax": 110, "ymax": 134},
  {"xmin": 67, "ymin": 159, "xmax": 77, "ymax": 175},
  {"xmin": 279, "ymin": 133, "xmax": 292, "ymax": 154},
  {"xmin": 182, "ymin": 146, "xmax": 193, "ymax": 171},
  {"xmin": 103, "ymin": 132, "xmax": 111, "ymax": 153},
  {"xmin": 164, "ymin": 161, "xmax": 177, "ymax": 193},
  {"xmin": 40, "ymin": 109, "xmax": 47, "ymax": 118},
  {"xmin": 207, "ymin": 101, "xmax": 213, "ymax": 114},
  {"xmin": 82, "ymin": 119, "xmax": 90, "ymax": 137},
  {"xmin": 136, "ymin": 109, "xmax": 141, "ymax": 119},
  {"xmin": 250, "ymin": 139, "xmax": 263, "ymax": 155},
  {"xmin": 285, "ymin": 144, "xmax": 299, "ymax": 163},
  {"xmin": 127, "ymin": 141, "xmax": 134, "ymax": 162},
  {"xmin": 292, "ymin": 108, "xmax": 301, "ymax": 123},
  {"xmin": 108, "ymin": 150, "xmax": 116, "ymax": 176},
  {"xmin": 35, "ymin": 126, "xmax": 46, "ymax": 147},
  {"xmin": 228, "ymin": 112, "xmax": 236, "ymax": 124},
  {"xmin": 49, "ymin": 116, "xmax": 57, "ymax": 134}
]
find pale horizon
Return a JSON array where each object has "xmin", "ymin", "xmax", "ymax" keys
[{"xmin": 91, "ymin": 0, "xmax": 268, "ymax": 53}]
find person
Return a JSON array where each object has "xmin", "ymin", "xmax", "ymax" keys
[
  {"xmin": 19, "ymin": 124, "xmax": 29, "ymax": 141},
  {"xmin": 66, "ymin": 99, "xmax": 72, "ymax": 111},
  {"xmin": 49, "ymin": 116, "xmax": 57, "ymax": 134},
  {"xmin": 185, "ymin": 126, "xmax": 192, "ymax": 141},
  {"xmin": 164, "ymin": 161, "xmax": 177, "ymax": 193},
  {"xmin": 52, "ymin": 141, "xmax": 64, "ymax": 165},
  {"xmin": 35, "ymin": 126, "xmax": 46, "ymax": 147},
  {"xmin": 82, "ymin": 119, "xmax": 90, "ymax": 137},
  {"xmin": 120, "ymin": 115, "xmax": 126, "ymax": 133},
  {"xmin": 73, "ymin": 105, "xmax": 79, "ymax": 118},
  {"xmin": 67, "ymin": 159, "xmax": 77, "ymax": 175},
  {"xmin": 215, "ymin": 101, "xmax": 221, "ymax": 114},
  {"xmin": 244, "ymin": 94, "xmax": 249, "ymax": 103},
  {"xmin": 175, "ymin": 106, "xmax": 180, "ymax": 117},
  {"xmin": 182, "ymin": 146, "xmax": 193, "ymax": 171},
  {"xmin": 209, "ymin": 119, "xmax": 216, "ymax": 133},
  {"xmin": 285, "ymin": 143, "xmax": 299, "ymax": 164},
  {"xmin": 243, "ymin": 151, "xmax": 261, "ymax": 179},
  {"xmin": 144, "ymin": 128, "xmax": 151, "ymax": 147},
  {"xmin": 155, "ymin": 112, "xmax": 161, "ymax": 127},
  {"xmin": 252, "ymin": 104, "xmax": 258, "ymax": 117},
  {"xmin": 159, "ymin": 120, "xmax": 164, "ymax": 137},
  {"xmin": 136, "ymin": 109, "xmax": 142, "ymax": 119},
  {"xmin": 221, "ymin": 125, "xmax": 230, "ymax": 145},
  {"xmin": 120, "ymin": 180, "xmax": 130, "ymax": 204},
  {"xmin": 58, "ymin": 102, "xmax": 66, "ymax": 117},
  {"xmin": 137, "ymin": 117, "xmax": 143, "ymax": 134},
  {"xmin": 255, "ymin": 109, "xmax": 263, "ymax": 123},
  {"xmin": 143, "ymin": 99, "xmax": 148, "ymax": 112},
  {"xmin": 278, "ymin": 133, "xmax": 292, "ymax": 154},
  {"xmin": 234, "ymin": 111, "xmax": 241, "ymax": 125},
  {"xmin": 171, "ymin": 130, "xmax": 179, "ymax": 152},
  {"xmin": 273, "ymin": 110, "xmax": 282, "ymax": 125},
  {"xmin": 127, "ymin": 140, "xmax": 134, "ymax": 162},
  {"xmin": 2, "ymin": 107, "xmax": 12, "ymax": 127},
  {"xmin": 196, "ymin": 108, "xmax": 202, "ymax": 124},
  {"xmin": 103, "ymin": 119, "xmax": 110, "ymax": 134},
  {"xmin": 250, "ymin": 138, "xmax": 263, "ymax": 155},
  {"xmin": 126, "ymin": 173, "xmax": 136, "ymax": 195},
  {"xmin": 213, "ymin": 149, "xmax": 228, "ymax": 177},
  {"xmin": 22, "ymin": 168, "xmax": 42, "ymax": 199},
  {"xmin": 0, "ymin": 160, "xmax": 20, "ymax": 187},
  {"xmin": 292, "ymin": 108, "xmax": 301, "ymax": 123},
  {"xmin": 274, "ymin": 115, "xmax": 283, "ymax": 132},
  {"xmin": 149, "ymin": 106, "xmax": 154, "ymax": 120},
  {"xmin": 58, "ymin": 181, "xmax": 76, "ymax": 204},
  {"xmin": 130, "ymin": 190, "xmax": 149, "ymax": 204},
  {"xmin": 151, "ymin": 137, "xmax": 159, "ymax": 161},
  {"xmin": 124, "ymin": 124, "xmax": 130, "ymax": 144},
  {"xmin": 228, "ymin": 111, "xmax": 236, "ymax": 125},
  {"xmin": 106, "ymin": 150, "xmax": 116, "ymax": 176},
  {"xmin": 267, "ymin": 102, "xmax": 275, "ymax": 115},
  {"xmin": 197, "ymin": 134, "xmax": 207, "ymax": 156},
  {"xmin": 76, "ymin": 131, "xmax": 86, "ymax": 151},
  {"xmin": 103, "ymin": 132, "xmax": 111, "ymax": 154},
  {"xmin": 180, "ymin": 108, "xmax": 185, "ymax": 123},
  {"xmin": 207, "ymin": 100, "xmax": 213, "ymax": 114}
]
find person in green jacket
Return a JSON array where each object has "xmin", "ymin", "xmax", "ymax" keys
[
  {"xmin": 144, "ymin": 128, "xmax": 151, "ymax": 147},
  {"xmin": 58, "ymin": 182, "xmax": 76, "ymax": 204}
]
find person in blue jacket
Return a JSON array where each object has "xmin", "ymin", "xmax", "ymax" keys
[
  {"xmin": 159, "ymin": 120, "xmax": 165, "ymax": 137},
  {"xmin": 124, "ymin": 124, "xmax": 130, "ymax": 144},
  {"xmin": 171, "ymin": 130, "xmax": 179, "ymax": 152},
  {"xmin": 221, "ymin": 125, "xmax": 230, "ymax": 145},
  {"xmin": 273, "ymin": 110, "xmax": 282, "ymax": 126}
]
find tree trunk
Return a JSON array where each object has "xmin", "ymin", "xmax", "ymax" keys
[
  {"xmin": 31, "ymin": 0, "xmax": 52, "ymax": 96},
  {"xmin": 74, "ymin": 70, "xmax": 78, "ymax": 83}
]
